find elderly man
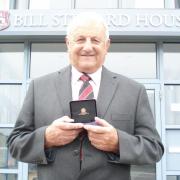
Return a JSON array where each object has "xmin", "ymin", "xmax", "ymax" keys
[{"xmin": 7, "ymin": 12, "xmax": 164, "ymax": 180}]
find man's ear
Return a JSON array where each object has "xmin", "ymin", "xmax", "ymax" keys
[
  {"xmin": 106, "ymin": 38, "xmax": 111, "ymax": 52},
  {"xmin": 65, "ymin": 36, "xmax": 69, "ymax": 46}
]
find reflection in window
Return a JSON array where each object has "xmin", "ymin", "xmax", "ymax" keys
[
  {"xmin": 105, "ymin": 43, "xmax": 157, "ymax": 79},
  {"xmin": 29, "ymin": 0, "xmax": 71, "ymax": 9},
  {"xmin": 0, "ymin": 174, "xmax": 17, "ymax": 180},
  {"xmin": 165, "ymin": 86, "xmax": 180, "ymax": 125},
  {"xmin": 75, "ymin": 0, "xmax": 117, "ymax": 8},
  {"xmin": 28, "ymin": 164, "xmax": 37, "ymax": 180},
  {"xmin": 167, "ymin": 176, "xmax": 180, "ymax": 180},
  {"xmin": 14, "ymin": 0, "xmax": 29, "ymax": 9},
  {"xmin": 30, "ymin": 43, "xmax": 68, "ymax": 78},
  {"xmin": 164, "ymin": 44, "xmax": 180, "ymax": 81},
  {"xmin": 0, "ymin": 43, "xmax": 24, "ymax": 80},
  {"xmin": 0, "ymin": 128, "xmax": 17, "ymax": 169},
  {"xmin": 29, "ymin": 0, "xmax": 165, "ymax": 9},
  {"xmin": 175, "ymin": 0, "xmax": 180, "ymax": 8},
  {"xmin": 166, "ymin": 0, "xmax": 180, "ymax": 8},
  {"xmin": 0, "ymin": 0, "xmax": 9, "ymax": 9},
  {"xmin": 166, "ymin": 130, "xmax": 180, "ymax": 171},
  {"xmin": 121, "ymin": 0, "xmax": 164, "ymax": 8},
  {"xmin": 147, "ymin": 90, "xmax": 155, "ymax": 118},
  {"xmin": 0, "ymin": 85, "xmax": 22, "ymax": 124}
]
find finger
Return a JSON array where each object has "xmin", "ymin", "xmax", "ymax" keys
[
  {"xmin": 59, "ymin": 122, "xmax": 84, "ymax": 130},
  {"xmin": 84, "ymin": 124, "xmax": 108, "ymax": 133},
  {"xmin": 95, "ymin": 117, "xmax": 112, "ymax": 127},
  {"xmin": 55, "ymin": 116, "xmax": 74, "ymax": 123}
]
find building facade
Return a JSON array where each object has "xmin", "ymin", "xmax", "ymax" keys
[{"xmin": 0, "ymin": 0, "xmax": 180, "ymax": 180}]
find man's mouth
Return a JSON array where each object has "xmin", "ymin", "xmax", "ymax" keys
[{"xmin": 81, "ymin": 54, "xmax": 95, "ymax": 56}]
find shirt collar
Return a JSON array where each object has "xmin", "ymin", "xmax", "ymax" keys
[{"xmin": 71, "ymin": 65, "xmax": 102, "ymax": 85}]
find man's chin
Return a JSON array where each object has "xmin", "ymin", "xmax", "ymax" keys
[{"xmin": 78, "ymin": 64, "xmax": 97, "ymax": 73}]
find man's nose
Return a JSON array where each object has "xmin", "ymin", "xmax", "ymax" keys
[{"xmin": 83, "ymin": 39, "xmax": 93, "ymax": 51}]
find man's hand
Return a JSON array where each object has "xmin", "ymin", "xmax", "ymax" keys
[
  {"xmin": 84, "ymin": 117, "xmax": 119, "ymax": 153},
  {"xmin": 45, "ymin": 116, "xmax": 84, "ymax": 148}
]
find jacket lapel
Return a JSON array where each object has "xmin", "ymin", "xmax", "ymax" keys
[
  {"xmin": 97, "ymin": 66, "xmax": 119, "ymax": 118},
  {"xmin": 54, "ymin": 65, "xmax": 72, "ymax": 116},
  {"xmin": 54, "ymin": 65, "xmax": 118, "ymax": 119}
]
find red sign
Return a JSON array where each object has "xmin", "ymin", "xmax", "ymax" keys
[{"xmin": 0, "ymin": 11, "xmax": 10, "ymax": 31}]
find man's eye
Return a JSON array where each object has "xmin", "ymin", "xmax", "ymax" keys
[
  {"xmin": 75, "ymin": 38, "xmax": 85, "ymax": 43},
  {"xmin": 92, "ymin": 39, "xmax": 101, "ymax": 44}
]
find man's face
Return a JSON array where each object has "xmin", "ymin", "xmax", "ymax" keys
[{"xmin": 66, "ymin": 22, "xmax": 110, "ymax": 73}]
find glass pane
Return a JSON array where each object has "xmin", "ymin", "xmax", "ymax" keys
[
  {"xmin": 0, "ymin": 174, "xmax": 17, "ymax": 180},
  {"xmin": 174, "ymin": 0, "xmax": 180, "ymax": 8},
  {"xmin": 0, "ymin": 85, "xmax": 22, "ymax": 124},
  {"xmin": 75, "ymin": 0, "xmax": 117, "ymax": 8},
  {"xmin": 0, "ymin": 0, "xmax": 9, "ymax": 9},
  {"xmin": 165, "ymin": 86, "xmax": 180, "ymax": 125},
  {"xmin": 166, "ymin": 0, "xmax": 180, "ymax": 8},
  {"xmin": 0, "ymin": 43, "xmax": 24, "ymax": 80},
  {"xmin": 30, "ymin": 43, "xmax": 69, "ymax": 78},
  {"xmin": 105, "ymin": 43, "xmax": 156, "ymax": 79},
  {"xmin": 166, "ymin": 130, "xmax": 180, "ymax": 171},
  {"xmin": 0, "ymin": 128, "xmax": 17, "ymax": 168},
  {"xmin": 28, "ymin": 164, "xmax": 37, "ymax": 180},
  {"xmin": 122, "ymin": 0, "xmax": 164, "ymax": 8},
  {"xmin": 167, "ymin": 176, "xmax": 180, "ymax": 180},
  {"xmin": 164, "ymin": 44, "xmax": 180, "ymax": 81},
  {"xmin": 29, "ymin": 0, "xmax": 71, "ymax": 9},
  {"xmin": 15, "ymin": 0, "xmax": 28, "ymax": 9},
  {"xmin": 147, "ymin": 90, "xmax": 155, "ymax": 118},
  {"xmin": 131, "ymin": 165, "xmax": 156, "ymax": 180}
]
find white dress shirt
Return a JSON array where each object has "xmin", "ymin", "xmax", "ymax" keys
[{"xmin": 71, "ymin": 66, "xmax": 102, "ymax": 100}]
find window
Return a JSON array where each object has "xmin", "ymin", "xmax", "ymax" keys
[
  {"xmin": 165, "ymin": 86, "xmax": 180, "ymax": 125},
  {"xmin": 164, "ymin": 44, "xmax": 180, "ymax": 81},
  {"xmin": 0, "ymin": 85, "xmax": 22, "ymax": 124},
  {"xmin": 165, "ymin": 0, "xmax": 180, "ymax": 8},
  {"xmin": 29, "ymin": 0, "xmax": 71, "ymax": 9},
  {"xmin": 166, "ymin": 130, "xmax": 180, "ymax": 171},
  {"xmin": 30, "ymin": 43, "xmax": 68, "ymax": 78},
  {"xmin": 167, "ymin": 176, "xmax": 180, "ymax": 180},
  {"xmin": 0, "ymin": 174, "xmax": 17, "ymax": 180},
  {"xmin": 0, "ymin": 44, "xmax": 24, "ymax": 80},
  {"xmin": 175, "ymin": 0, "xmax": 180, "ymax": 8},
  {"xmin": 0, "ymin": 0, "xmax": 9, "ymax": 9},
  {"xmin": 28, "ymin": 164, "xmax": 37, "ymax": 180},
  {"xmin": 0, "ymin": 128, "xmax": 17, "ymax": 169},
  {"xmin": 105, "ymin": 43, "xmax": 157, "ymax": 79},
  {"xmin": 28, "ymin": 0, "xmax": 165, "ymax": 9},
  {"xmin": 75, "ymin": 0, "xmax": 117, "ymax": 8},
  {"xmin": 121, "ymin": 0, "xmax": 164, "ymax": 8}
]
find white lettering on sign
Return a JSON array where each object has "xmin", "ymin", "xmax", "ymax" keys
[
  {"xmin": 8, "ymin": 12, "xmax": 180, "ymax": 30},
  {"xmin": 106, "ymin": 14, "xmax": 130, "ymax": 27},
  {"xmin": 14, "ymin": 14, "xmax": 48, "ymax": 27}
]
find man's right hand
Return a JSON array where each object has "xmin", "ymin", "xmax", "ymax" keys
[{"xmin": 44, "ymin": 116, "xmax": 84, "ymax": 148}]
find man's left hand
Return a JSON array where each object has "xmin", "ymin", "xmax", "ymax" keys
[{"xmin": 84, "ymin": 117, "xmax": 119, "ymax": 153}]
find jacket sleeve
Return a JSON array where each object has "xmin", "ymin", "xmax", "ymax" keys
[
  {"xmin": 108, "ymin": 86, "xmax": 164, "ymax": 165},
  {"xmin": 7, "ymin": 80, "xmax": 54, "ymax": 164}
]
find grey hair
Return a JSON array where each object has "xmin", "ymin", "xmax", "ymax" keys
[{"xmin": 66, "ymin": 12, "xmax": 109, "ymax": 40}]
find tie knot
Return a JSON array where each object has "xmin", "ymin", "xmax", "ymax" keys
[{"xmin": 80, "ymin": 74, "xmax": 91, "ymax": 82}]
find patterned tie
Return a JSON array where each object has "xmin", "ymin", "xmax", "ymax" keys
[
  {"xmin": 79, "ymin": 74, "xmax": 94, "ymax": 100},
  {"xmin": 78, "ymin": 74, "xmax": 94, "ymax": 170}
]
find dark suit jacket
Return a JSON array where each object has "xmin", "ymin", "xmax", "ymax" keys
[{"xmin": 7, "ymin": 65, "xmax": 164, "ymax": 180}]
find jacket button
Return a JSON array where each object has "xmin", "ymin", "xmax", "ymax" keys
[{"xmin": 73, "ymin": 150, "xmax": 79, "ymax": 156}]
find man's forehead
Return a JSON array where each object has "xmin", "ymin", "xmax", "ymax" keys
[{"xmin": 70, "ymin": 23, "xmax": 106, "ymax": 38}]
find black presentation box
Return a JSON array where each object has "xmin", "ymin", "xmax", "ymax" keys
[{"xmin": 70, "ymin": 99, "xmax": 97, "ymax": 123}]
